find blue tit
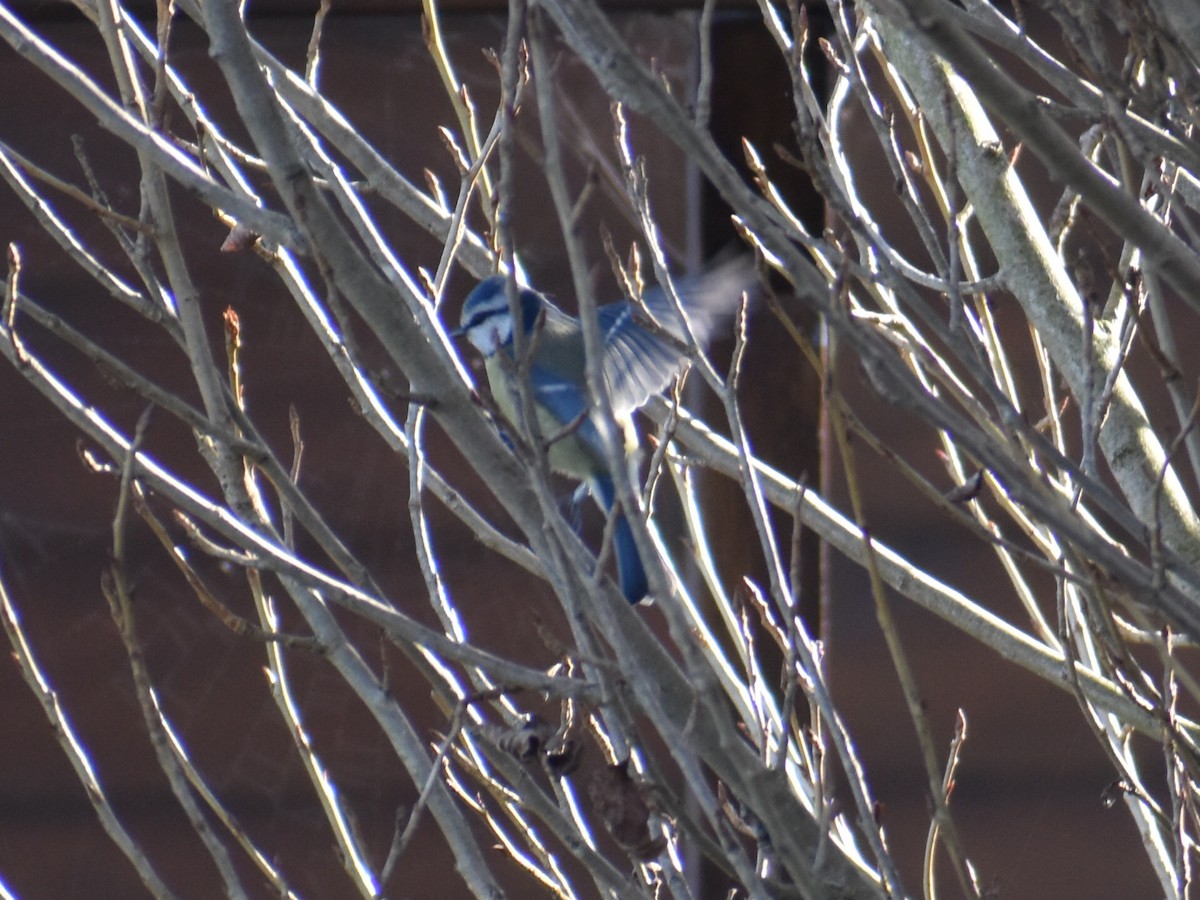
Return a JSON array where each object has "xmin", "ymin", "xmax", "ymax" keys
[{"xmin": 454, "ymin": 260, "xmax": 751, "ymax": 603}]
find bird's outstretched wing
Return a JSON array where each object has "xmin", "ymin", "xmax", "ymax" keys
[
  {"xmin": 597, "ymin": 303, "xmax": 683, "ymax": 415},
  {"xmin": 641, "ymin": 255, "xmax": 755, "ymax": 344},
  {"xmin": 600, "ymin": 256, "xmax": 755, "ymax": 414}
]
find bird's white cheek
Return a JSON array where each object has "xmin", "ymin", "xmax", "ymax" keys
[
  {"xmin": 474, "ymin": 320, "xmax": 512, "ymax": 356},
  {"xmin": 466, "ymin": 324, "xmax": 502, "ymax": 356},
  {"xmin": 467, "ymin": 330, "xmax": 493, "ymax": 355}
]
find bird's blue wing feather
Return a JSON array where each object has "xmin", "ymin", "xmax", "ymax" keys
[
  {"xmin": 527, "ymin": 363, "xmax": 607, "ymax": 458},
  {"xmin": 597, "ymin": 258, "xmax": 754, "ymax": 414},
  {"xmin": 641, "ymin": 256, "xmax": 755, "ymax": 344},
  {"xmin": 596, "ymin": 303, "xmax": 682, "ymax": 415}
]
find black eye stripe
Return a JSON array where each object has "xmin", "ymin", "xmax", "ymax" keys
[{"xmin": 462, "ymin": 301, "xmax": 510, "ymax": 331}]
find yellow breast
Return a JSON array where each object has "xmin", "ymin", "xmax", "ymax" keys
[{"xmin": 484, "ymin": 356, "xmax": 636, "ymax": 480}]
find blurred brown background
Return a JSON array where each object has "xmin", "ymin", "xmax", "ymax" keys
[{"xmin": 0, "ymin": 3, "xmax": 1156, "ymax": 898}]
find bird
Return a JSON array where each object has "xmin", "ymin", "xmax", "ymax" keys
[{"xmin": 454, "ymin": 259, "xmax": 752, "ymax": 603}]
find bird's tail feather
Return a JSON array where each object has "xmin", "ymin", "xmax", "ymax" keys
[
  {"xmin": 592, "ymin": 476, "xmax": 649, "ymax": 604},
  {"xmin": 613, "ymin": 514, "xmax": 648, "ymax": 604}
]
